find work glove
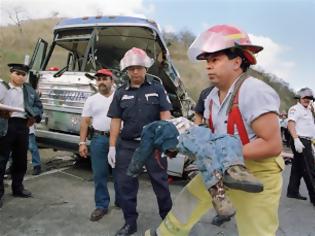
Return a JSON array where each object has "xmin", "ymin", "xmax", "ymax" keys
[
  {"xmin": 168, "ymin": 117, "xmax": 195, "ymax": 134},
  {"xmin": 108, "ymin": 146, "xmax": 116, "ymax": 168},
  {"xmin": 294, "ymin": 138, "xmax": 305, "ymax": 153}
]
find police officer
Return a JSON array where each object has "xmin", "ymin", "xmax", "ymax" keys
[
  {"xmin": 107, "ymin": 47, "xmax": 173, "ymax": 236},
  {"xmin": 79, "ymin": 68, "xmax": 120, "ymax": 221},
  {"xmin": 287, "ymin": 88, "xmax": 315, "ymax": 206},
  {"xmin": 0, "ymin": 63, "xmax": 43, "ymax": 208}
]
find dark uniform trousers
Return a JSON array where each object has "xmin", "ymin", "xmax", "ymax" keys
[
  {"xmin": 287, "ymin": 137, "xmax": 315, "ymax": 203},
  {"xmin": 0, "ymin": 118, "xmax": 29, "ymax": 198},
  {"xmin": 116, "ymin": 138, "xmax": 172, "ymax": 225}
]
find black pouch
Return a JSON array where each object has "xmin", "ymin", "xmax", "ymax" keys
[{"xmin": 87, "ymin": 126, "xmax": 94, "ymax": 140}]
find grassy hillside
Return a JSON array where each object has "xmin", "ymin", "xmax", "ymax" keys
[
  {"xmin": 0, "ymin": 18, "xmax": 59, "ymax": 80},
  {"xmin": 0, "ymin": 18, "xmax": 295, "ymax": 111}
]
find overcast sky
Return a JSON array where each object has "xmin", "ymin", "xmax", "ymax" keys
[{"xmin": 1, "ymin": 0, "xmax": 314, "ymax": 93}]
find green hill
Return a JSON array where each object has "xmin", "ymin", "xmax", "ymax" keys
[{"xmin": 0, "ymin": 17, "xmax": 295, "ymax": 111}]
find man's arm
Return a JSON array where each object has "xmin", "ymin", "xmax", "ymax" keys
[
  {"xmin": 32, "ymin": 90, "xmax": 43, "ymax": 123},
  {"xmin": 194, "ymin": 113, "xmax": 204, "ymax": 125},
  {"xmin": 107, "ymin": 118, "xmax": 121, "ymax": 168},
  {"xmin": 287, "ymin": 120, "xmax": 306, "ymax": 153},
  {"xmin": 160, "ymin": 111, "xmax": 171, "ymax": 120},
  {"xmin": 287, "ymin": 120, "xmax": 298, "ymax": 139},
  {"xmin": 79, "ymin": 116, "xmax": 91, "ymax": 158},
  {"xmin": 109, "ymin": 118, "xmax": 122, "ymax": 146},
  {"xmin": 243, "ymin": 112, "xmax": 282, "ymax": 160}
]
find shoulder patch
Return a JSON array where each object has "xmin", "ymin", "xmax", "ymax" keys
[{"xmin": 289, "ymin": 108, "xmax": 296, "ymax": 114}]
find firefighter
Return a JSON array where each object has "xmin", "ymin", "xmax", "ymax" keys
[
  {"xmin": 146, "ymin": 24, "xmax": 284, "ymax": 236},
  {"xmin": 107, "ymin": 48, "xmax": 173, "ymax": 236}
]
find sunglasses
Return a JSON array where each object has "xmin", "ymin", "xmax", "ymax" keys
[{"xmin": 96, "ymin": 76, "xmax": 111, "ymax": 81}]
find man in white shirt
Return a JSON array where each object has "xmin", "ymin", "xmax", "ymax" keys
[
  {"xmin": 287, "ymin": 87, "xmax": 315, "ymax": 206},
  {"xmin": 79, "ymin": 68, "xmax": 119, "ymax": 221}
]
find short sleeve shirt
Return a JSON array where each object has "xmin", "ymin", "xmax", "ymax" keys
[
  {"xmin": 107, "ymin": 76, "xmax": 172, "ymax": 140},
  {"xmin": 288, "ymin": 103, "xmax": 315, "ymax": 138},
  {"xmin": 82, "ymin": 92, "xmax": 114, "ymax": 131},
  {"xmin": 204, "ymin": 76, "xmax": 280, "ymax": 141}
]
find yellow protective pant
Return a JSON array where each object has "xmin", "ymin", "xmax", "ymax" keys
[{"xmin": 155, "ymin": 156, "xmax": 284, "ymax": 236}]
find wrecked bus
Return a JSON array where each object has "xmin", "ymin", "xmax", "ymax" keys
[{"xmin": 28, "ymin": 16, "xmax": 194, "ymax": 176}]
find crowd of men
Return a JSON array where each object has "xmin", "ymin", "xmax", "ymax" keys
[{"xmin": 0, "ymin": 24, "xmax": 314, "ymax": 236}]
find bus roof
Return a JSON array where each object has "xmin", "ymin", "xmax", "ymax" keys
[{"xmin": 54, "ymin": 15, "xmax": 160, "ymax": 32}]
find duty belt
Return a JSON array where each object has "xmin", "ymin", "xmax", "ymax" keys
[
  {"xmin": 93, "ymin": 129, "xmax": 110, "ymax": 136},
  {"xmin": 299, "ymin": 136, "xmax": 313, "ymax": 141}
]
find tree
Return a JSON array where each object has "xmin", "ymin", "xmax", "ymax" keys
[{"xmin": 7, "ymin": 7, "xmax": 28, "ymax": 33}]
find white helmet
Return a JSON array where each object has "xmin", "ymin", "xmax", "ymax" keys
[
  {"xmin": 120, "ymin": 47, "xmax": 154, "ymax": 71},
  {"xmin": 295, "ymin": 87, "xmax": 314, "ymax": 100}
]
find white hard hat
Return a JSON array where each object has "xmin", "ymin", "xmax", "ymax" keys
[
  {"xmin": 120, "ymin": 47, "xmax": 154, "ymax": 71},
  {"xmin": 295, "ymin": 87, "xmax": 314, "ymax": 100}
]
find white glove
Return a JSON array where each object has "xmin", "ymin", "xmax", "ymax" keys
[
  {"xmin": 294, "ymin": 138, "xmax": 305, "ymax": 153},
  {"xmin": 108, "ymin": 146, "xmax": 116, "ymax": 168},
  {"xmin": 168, "ymin": 117, "xmax": 195, "ymax": 134}
]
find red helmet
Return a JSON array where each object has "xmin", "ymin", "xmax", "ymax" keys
[{"xmin": 188, "ymin": 24, "xmax": 263, "ymax": 65}]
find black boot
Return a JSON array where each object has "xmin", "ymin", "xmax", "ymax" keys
[
  {"xmin": 12, "ymin": 188, "xmax": 32, "ymax": 198},
  {"xmin": 287, "ymin": 193, "xmax": 307, "ymax": 200},
  {"xmin": 115, "ymin": 223, "xmax": 137, "ymax": 236},
  {"xmin": 32, "ymin": 165, "xmax": 41, "ymax": 175}
]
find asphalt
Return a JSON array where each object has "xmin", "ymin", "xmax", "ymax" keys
[{"xmin": 0, "ymin": 150, "xmax": 314, "ymax": 236}]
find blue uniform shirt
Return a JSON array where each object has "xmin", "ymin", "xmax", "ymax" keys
[
  {"xmin": 194, "ymin": 86, "xmax": 214, "ymax": 115},
  {"xmin": 107, "ymin": 76, "xmax": 172, "ymax": 140}
]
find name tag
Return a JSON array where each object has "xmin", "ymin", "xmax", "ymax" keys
[
  {"xmin": 145, "ymin": 93, "xmax": 158, "ymax": 101},
  {"xmin": 122, "ymin": 95, "xmax": 134, "ymax": 100}
]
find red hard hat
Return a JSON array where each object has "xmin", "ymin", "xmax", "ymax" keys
[
  {"xmin": 95, "ymin": 68, "xmax": 113, "ymax": 77},
  {"xmin": 188, "ymin": 24, "xmax": 263, "ymax": 65}
]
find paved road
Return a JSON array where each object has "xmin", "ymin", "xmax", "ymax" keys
[{"xmin": 0, "ymin": 153, "xmax": 314, "ymax": 236}]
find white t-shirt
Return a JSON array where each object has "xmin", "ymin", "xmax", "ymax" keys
[
  {"xmin": 204, "ymin": 76, "xmax": 280, "ymax": 141},
  {"xmin": 288, "ymin": 102, "xmax": 315, "ymax": 138},
  {"xmin": 82, "ymin": 92, "xmax": 114, "ymax": 131}
]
